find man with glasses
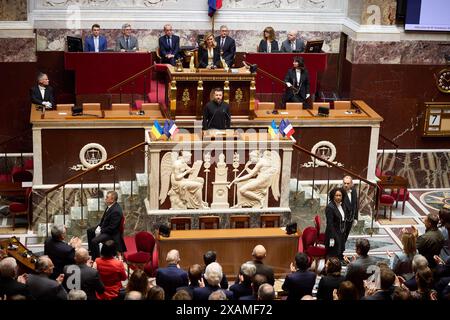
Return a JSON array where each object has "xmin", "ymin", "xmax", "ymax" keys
[
  {"xmin": 158, "ymin": 24, "xmax": 181, "ymax": 66},
  {"xmin": 115, "ymin": 23, "xmax": 139, "ymax": 52}
]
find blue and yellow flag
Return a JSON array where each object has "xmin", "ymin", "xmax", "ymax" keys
[
  {"xmin": 151, "ymin": 120, "xmax": 163, "ymax": 139},
  {"xmin": 268, "ymin": 120, "xmax": 278, "ymax": 138}
]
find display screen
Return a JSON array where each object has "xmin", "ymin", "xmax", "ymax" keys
[{"xmin": 405, "ymin": 0, "xmax": 450, "ymax": 31}]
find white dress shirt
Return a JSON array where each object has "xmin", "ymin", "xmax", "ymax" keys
[
  {"xmin": 346, "ymin": 190, "xmax": 352, "ymax": 203},
  {"xmin": 336, "ymin": 203, "xmax": 345, "ymax": 221},
  {"xmin": 94, "ymin": 36, "xmax": 99, "ymax": 52},
  {"xmin": 39, "ymin": 85, "xmax": 46, "ymax": 99},
  {"xmin": 267, "ymin": 40, "xmax": 271, "ymax": 53},
  {"xmin": 296, "ymin": 69, "xmax": 301, "ymax": 85}
]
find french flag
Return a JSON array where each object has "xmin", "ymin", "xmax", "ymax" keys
[
  {"xmin": 208, "ymin": 0, "xmax": 222, "ymax": 17},
  {"xmin": 169, "ymin": 120, "xmax": 179, "ymax": 136},
  {"xmin": 283, "ymin": 119, "xmax": 295, "ymax": 138}
]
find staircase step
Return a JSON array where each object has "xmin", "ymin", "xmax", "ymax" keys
[{"xmin": 53, "ymin": 214, "xmax": 71, "ymax": 228}]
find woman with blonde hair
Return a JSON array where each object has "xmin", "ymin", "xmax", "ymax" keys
[
  {"xmin": 258, "ymin": 26, "xmax": 279, "ymax": 53},
  {"xmin": 198, "ymin": 32, "xmax": 221, "ymax": 69},
  {"xmin": 387, "ymin": 230, "xmax": 417, "ymax": 280}
]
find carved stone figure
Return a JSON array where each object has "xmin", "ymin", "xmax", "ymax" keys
[
  {"xmin": 232, "ymin": 150, "xmax": 281, "ymax": 208},
  {"xmin": 160, "ymin": 151, "xmax": 208, "ymax": 209}
]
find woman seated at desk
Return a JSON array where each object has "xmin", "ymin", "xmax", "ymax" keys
[
  {"xmin": 198, "ymin": 32, "xmax": 221, "ymax": 69},
  {"xmin": 258, "ymin": 26, "xmax": 279, "ymax": 53}
]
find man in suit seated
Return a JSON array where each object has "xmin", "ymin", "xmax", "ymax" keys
[
  {"xmin": 0, "ymin": 257, "xmax": 31, "ymax": 299},
  {"xmin": 280, "ymin": 30, "xmax": 305, "ymax": 53},
  {"xmin": 84, "ymin": 24, "xmax": 107, "ymax": 52},
  {"xmin": 282, "ymin": 252, "xmax": 317, "ymax": 301},
  {"xmin": 63, "ymin": 248, "xmax": 105, "ymax": 300},
  {"xmin": 193, "ymin": 262, "xmax": 233, "ymax": 300},
  {"xmin": 30, "ymin": 72, "xmax": 55, "ymax": 109},
  {"xmin": 26, "ymin": 256, "xmax": 68, "ymax": 300},
  {"xmin": 115, "ymin": 23, "xmax": 139, "ymax": 52},
  {"xmin": 215, "ymin": 25, "xmax": 236, "ymax": 68},
  {"xmin": 156, "ymin": 249, "xmax": 189, "ymax": 299},
  {"xmin": 158, "ymin": 24, "xmax": 180, "ymax": 66},
  {"xmin": 87, "ymin": 191, "xmax": 126, "ymax": 260},
  {"xmin": 44, "ymin": 224, "xmax": 81, "ymax": 279}
]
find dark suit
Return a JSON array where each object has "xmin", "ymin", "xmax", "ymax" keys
[
  {"xmin": 343, "ymin": 187, "xmax": 359, "ymax": 242},
  {"xmin": 280, "ymin": 38, "xmax": 305, "ymax": 53},
  {"xmin": 325, "ymin": 201, "xmax": 348, "ymax": 258},
  {"xmin": 44, "ymin": 237, "xmax": 75, "ymax": 279},
  {"xmin": 115, "ymin": 35, "xmax": 139, "ymax": 51},
  {"xmin": 215, "ymin": 36, "xmax": 236, "ymax": 67},
  {"xmin": 155, "ymin": 263, "xmax": 189, "ymax": 300},
  {"xmin": 229, "ymin": 282, "xmax": 252, "ymax": 300},
  {"xmin": 84, "ymin": 35, "xmax": 107, "ymax": 52},
  {"xmin": 27, "ymin": 273, "xmax": 67, "ymax": 300},
  {"xmin": 252, "ymin": 260, "xmax": 275, "ymax": 286},
  {"xmin": 316, "ymin": 275, "xmax": 345, "ymax": 300},
  {"xmin": 202, "ymin": 100, "xmax": 231, "ymax": 130},
  {"xmin": 361, "ymin": 288, "xmax": 393, "ymax": 301},
  {"xmin": 158, "ymin": 34, "xmax": 181, "ymax": 66},
  {"xmin": 0, "ymin": 276, "xmax": 31, "ymax": 299},
  {"xmin": 258, "ymin": 39, "xmax": 279, "ymax": 53},
  {"xmin": 30, "ymin": 85, "xmax": 55, "ymax": 108},
  {"xmin": 193, "ymin": 283, "xmax": 234, "ymax": 300},
  {"xmin": 283, "ymin": 68, "xmax": 310, "ymax": 106},
  {"xmin": 203, "ymin": 272, "xmax": 228, "ymax": 289},
  {"xmin": 198, "ymin": 46, "xmax": 221, "ymax": 68},
  {"xmin": 281, "ymin": 270, "xmax": 316, "ymax": 301},
  {"xmin": 63, "ymin": 264, "xmax": 105, "ymax": 300},
  {"xmin": 87, "ymin": 202, "xmax": 126, "ymax": 260}
]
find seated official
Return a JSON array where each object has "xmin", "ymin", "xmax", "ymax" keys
[
  {"xmin": 87, "ymin": 191, "xmax": 126, "ymax": 260},
  {"xmin": 84, "ymin": 24, "xmax": 107, "ymax": 52},
  {"xmin": 215, "ymin": 25, "xmax": 236, "ymax": 68},
  {"xmin": 258, "ymin": 26, "xmax": 279, "ymax": 53},
  {"xmin": 115, "ymin": 23, "xmax": 139, "ymax": 52},
  {"xmin": 202, "ymin": 87, "xmax": 231, "ymax": 130},
  {"xmin": 158, "ymin": 24, "xmax": 181, "ymax": 66},
  {"xmin": 280, "ymin": 30, "xmax": 305, "ymax": 53},
  {"xmin": 198, "ymin": 32, "xmax": 221, "ymax": 69},
  {"xmin": 283, "ymin": 56, "xmax": 310, "ymax": 108},
  {"xmin": 30, "ymin": 72, "xmax": 55, "ymax": 109}
]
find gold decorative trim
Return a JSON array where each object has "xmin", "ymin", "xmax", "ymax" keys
[{"xmin": 182, "ymin": 89, "xmax": 190, "ymax": 108}]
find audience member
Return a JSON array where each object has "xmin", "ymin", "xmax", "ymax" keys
[
  {"xmin": 116, "ymin": 23, "xmax": 139, "ymax": 52},
  {"xmin": 280, "ymin": 30, "xmax": 305, "ymax": 52},
  {"xmin": 282, "ymin": 252, "xmax": 316, "ymax": 301},
  {"xmin": 316, "ymin": 257, "xmax": 345, "ymax": 300},
  {"xmin": 230, "ymin": 262, "xmax": 256, "ymax": 299},
  {"xmin": 392, "ymin": 286, "xmax": 411, "ymax": 300},
  {"xmin": 94, "ymin": 240, "xmax": 127, "ymax": 300},
  {"xmin": 30, "ymin": 72, "xmax": 55, "ymax": 109},
  {"xmin": 63, "ymin": 247, "xmax": 105, "ymax": 300},
  {"xmin": 215, "ymin": 25, "xmax": 236, "ymax": 68},
  {"xmin": 84, "ymin": 24, "xmax": 107, "ymax": 52},
  {"xmin": 361, "ymin": 267, "xmax": 395, "ymax": 300},
  {"xmin": 125, "ymin": 290, "xmax": 142, "ymax": 300},
  {"xmin": 258, "ymin": 26, "xmax": 278, "ymax": 53},
  {"xmin": 257, "ymin": 283, "xmax": 275, "ymax": 300},
  {"xmin": 193, "ymin": 262, "xmax": 233, "ymax": 300},
  {"xmin": 250, "ymin": 245, "xmax": 275, "ymax": 285},
  {"xmin": 146, "ymin": 285, "xmax": 165, "ymax": 300},
  {"xmin": 404, "ymin": 254, "xmax": 429, "ymax": 291},
  {"xmin": 208, "ymin": 290, "xmax": 228, "ymax": 300},
  {"xmin": 438, "ymin": 207, "xmax": 450, "ymax": 260},
  {"xmin": 345, "ymin": 238, "xmax": 376, "ymax": 279},
  {"xmin": 68, "ymin": 289, "xmax": 87, "ymax": 300},
  {"xmin": 156, "ymin": 249, "xmax": 189, "ymax": 300},
  {"xmin": 126, "ymin": 269, "xmax": 149, "ymax": 297},
  {"xmin": 158, "ymin": 24, "xmax": 180, "ymax": 65},
  {"xmin": 203, "ymin": 250, "xmax": 228, "ymax": 289},
  {"xmin": 388, "ymin": 230, "xmax": 417, "ymax": 280},
  {"xmin": 172, "ymin": 288, "xmax": 192, "ymax": 300},
  {"xmin": 44, "ymin": 224, "xmax": 81, "ymax": 279},
  {"xmin": 0, "ymin": 257, "xmax": 30, "ymax": 299},
  {"xmin": 333, "ymin": 281, "xmax": 358, "ymax": 300},
  {"xmin": 414, "ymin": 213, "xmax": 445, "ymax": 268},
  {"xmin": 26, "ymin": 256, "xmax": 67, "ymax": 300},
  {"xmin": 176, "ymin": 263, "xmax": 202, "ymax": 298},
  {"xmin": 239, "ymin": 274, "xmax": 268, "ymax": 300},
  {"xmin": 410, "ymin": 267, "xmax": 436, "ymax": 300}
]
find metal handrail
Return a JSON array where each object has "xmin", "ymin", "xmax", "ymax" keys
[{"xmin": 107, "ymin": 64, "xmax": 157, "ymax": 93}]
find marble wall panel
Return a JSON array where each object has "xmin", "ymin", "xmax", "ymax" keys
[
  {"xmin": 0, "ymin": 38, "xmax": 36, "ymax": 62},
  {"xmin": 0, "ymin": 0, "xmax": 27, "ymax": 21},
  {"xmin": 347, "ymin": 37, "xmax": 449, "ymax": 65},
  {"xmin": 361, "ymin": 0, "xmax": 396, "ymax": 25},
  {"xmin": 36, "ymin": 28, "xmax": 341, "ymax": 53}
]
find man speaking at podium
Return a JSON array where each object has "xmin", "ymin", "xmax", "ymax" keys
[{"xmin": 202, "ymin": 87, "xmax": 231, "ymax": 130}]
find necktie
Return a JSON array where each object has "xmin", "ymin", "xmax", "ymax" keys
[
  {"xmin": 126, "ymin": 37, "xmax": 129, "ymax": 50},
  {"xmin": 221, "ymin": 37, "xmax": 225, "ymax": 48},
  {"xmin": 168, "ymin": 37, "xmax": 172, "ymax": 49}
]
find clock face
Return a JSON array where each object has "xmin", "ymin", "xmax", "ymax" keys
[{"xmin": 437, "ymin": 68, "xmax": 450, "ymax": 93}]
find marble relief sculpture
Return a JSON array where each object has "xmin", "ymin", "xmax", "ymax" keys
[
  {"xmin": 211, "ymin": 153, "xmax": 230, "ymax": 209},
  {"xmin": 231, "ymin": 150, "xmax": 281, "ymax": 209},
  {"xmin": 159, "ymin": 151, "xmax": 208, "ymax": 209}
]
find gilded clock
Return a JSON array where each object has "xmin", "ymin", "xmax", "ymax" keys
[{"xmin": 437, "ymin": 68, "xmax": 450, "ymax": 93}]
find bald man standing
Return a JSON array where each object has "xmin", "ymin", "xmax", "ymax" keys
[
  {"xmin": 156, "ymin": 249, "xmax": 189, "ymax": 299},
  {"xmin": 251, "ymin": 245, "xmax": 275, "ymax": 285},
  {"xmin": 280, "ymin": 30, "xmax": 305, "ymax": 53}
]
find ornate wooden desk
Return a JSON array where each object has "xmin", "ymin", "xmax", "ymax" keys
[{"xmin": 166, "ymin": 66, "xmax": 256, "ymax": 119}]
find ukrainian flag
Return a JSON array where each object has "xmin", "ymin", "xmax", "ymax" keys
[
  {"xmin": 151, "ymin": 120, "xmax": 163, "ymax": 140},
  {"xmin": 268, "ymin": 120, "xmax": 278, "ymax": 138}
]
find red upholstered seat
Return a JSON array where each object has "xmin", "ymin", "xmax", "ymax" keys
[
  {"xmin": 306, "ymin": 246, "xmax": 327, "ymax": 256},
  {"xmin": 123, "ymin": 231, "xmax": 157, "ymax": 277},
  {"xmin": 380, "ymin": 194, "xmax": 395, "ymax": 205},
  {"xmin": 9, "ymin": 202, "xmax": 27, "ymax": 212},
  {"xmin": 314, "ymin": 215, "xmax": 326, "ymax": 244},
  {"xmin": 391, "ymin": 189, "xmax": 410, "ymax": 201},
  {"xmin": 302, "ymin": 226, "xmax": 326, "ymax": 263},
  {"xmin": 8, "ymin": 187, "xmax": 32, "ymax": 230},
  {"xmin": 0, "ymin": 174, "xmax": 12, "ymax": 183}
]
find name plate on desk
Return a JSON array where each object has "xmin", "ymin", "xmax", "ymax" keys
[
  {"xmin": 197, "ymin": 68, "xmax": 228, "ymax": 73},
  {"xmin": 203, "ymin": 129, "xmax": 237, "ymax": 139}
]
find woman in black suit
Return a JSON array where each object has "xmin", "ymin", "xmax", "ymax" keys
[
  {"xmin": 198, "ymin": 32, "xmax": 221, "ymax": 69},
  {"xmin": 258, "ymin": 26, "xmax": 279, "ymax": 53},
  {"xmin": 325, "ymin": 187, "xmax": 348, "ymax": 260}
]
